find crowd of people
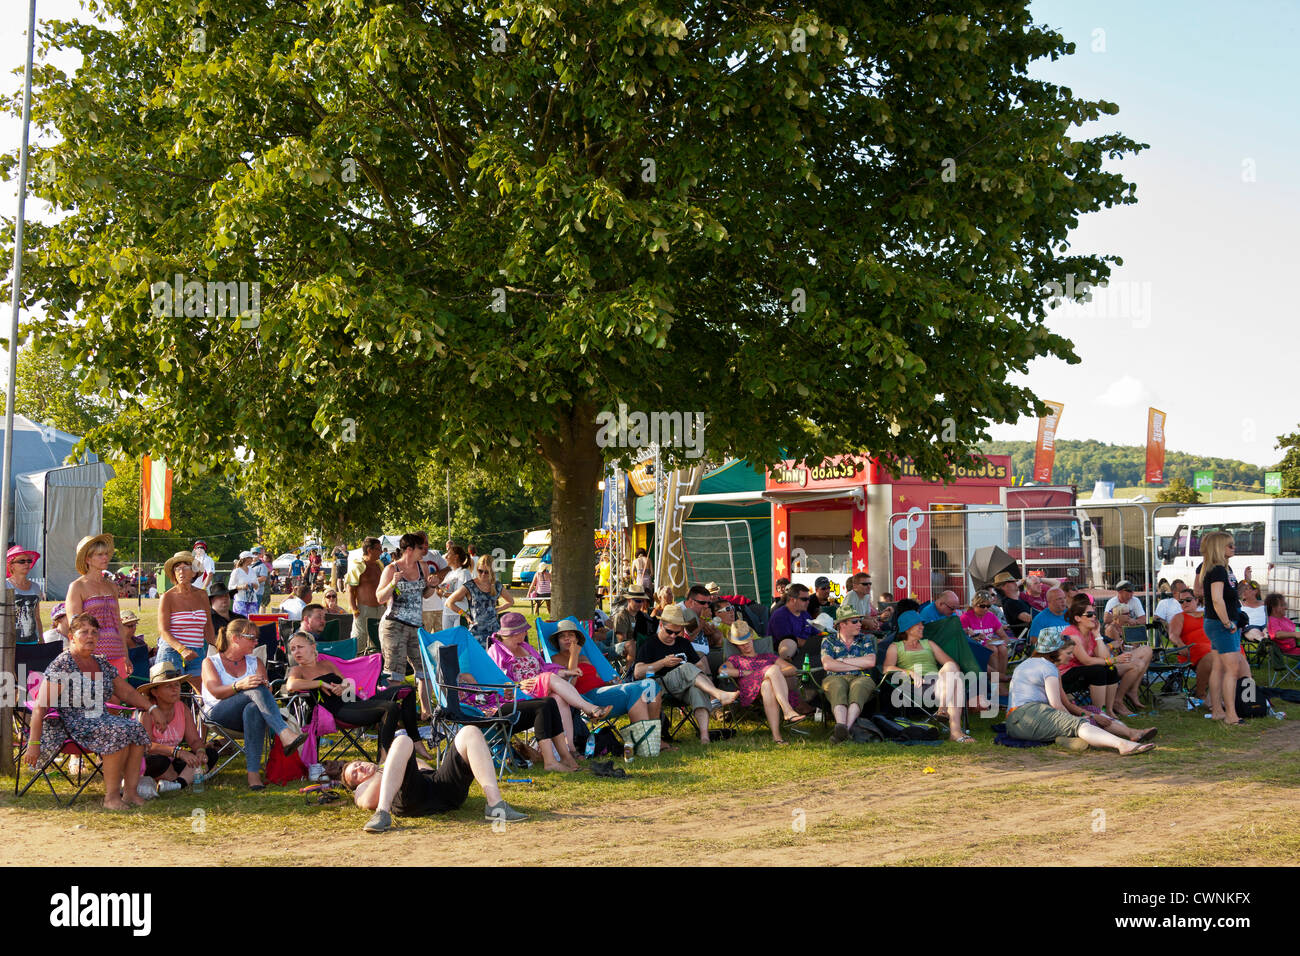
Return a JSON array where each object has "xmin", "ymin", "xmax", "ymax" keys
[{"xmin": 11, "ymin": 526, "xmax": 1296, "ymax": 830}]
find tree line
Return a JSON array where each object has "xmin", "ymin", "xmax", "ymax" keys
[{"xmin": 978, "ymin": 440, "xmax": 1283, "ymax": 491}]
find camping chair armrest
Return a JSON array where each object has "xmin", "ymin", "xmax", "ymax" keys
[{"xmin": 438, "ymin": 680, "xmax": 518, "ymax": 696}]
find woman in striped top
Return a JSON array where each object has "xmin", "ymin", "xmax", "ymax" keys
[{"xmin": 158, "ymin": 550, "xmax": 216, "ymax": 686}]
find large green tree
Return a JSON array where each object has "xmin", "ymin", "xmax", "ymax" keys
[{"xmin": 3, "ymin": 1, "xmax": 1142, "ymax": 618}]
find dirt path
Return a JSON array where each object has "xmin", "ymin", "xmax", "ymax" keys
[{"xmin": 5, "ymin": 728, "xmax": 1298, "ymax": 866}]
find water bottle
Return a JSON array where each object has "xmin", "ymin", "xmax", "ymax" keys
[
  {"xmin": 584, "ymin": 734, "xmax": 596, "ymax": 758},
  {"xmin": 192, "ymin": 771, "xmax": 204, "ymax": 794}
]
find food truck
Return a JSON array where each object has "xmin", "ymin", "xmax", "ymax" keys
[{"xmin": 767, "ymin": 453, "xmax": 1014, "ymax": 604}]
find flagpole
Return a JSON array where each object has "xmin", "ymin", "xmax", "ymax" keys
[
  {"xmin": 137, "ymin": 458, "xmax": 143, "ymax": 609},
  {"xmin": 0, "ymin": 0, "xmax": 38, "ymax": 777}
]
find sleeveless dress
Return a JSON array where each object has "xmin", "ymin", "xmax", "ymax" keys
[
  {"xmin": 464, "ymin": 579, "xmax": 504, "ymax": 645},
  {"xmin": 80, "ymin": 592, "xmax": 125, "ymax": 671}
]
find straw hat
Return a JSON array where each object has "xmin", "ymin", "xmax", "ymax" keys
[
  {"xmin": 75, "ymin": 533, "xmax": 115, "ymax": 576},
  {"xmin": 547, "ymin": 618, "xmax": 587, "ymax": 651},
  {"xmin": 659, "ymin": 603, "xmax": 688, "ymax": 628},
  {"xmin": 163, "ymin": 550, "xmax": 196, "ymax": 583},
  {"xmin": 138, "ymin": 660, "xmax": 190, "ymax": 696},
  {"xmin": 726, "ymin": 619, "xmax": 754, "ymax": 644}
]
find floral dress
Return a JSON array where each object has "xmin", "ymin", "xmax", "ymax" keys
[
  {"xmin": 724, "ymin": 653, "xmax": 800, "ymax": 709},
  {"xmin": 464, "ymin": 579, "xmax": 504, "ymax": 645},
  {"xmin": 35, "ymin": 653, "xmax": 148, "ymax": 763}
]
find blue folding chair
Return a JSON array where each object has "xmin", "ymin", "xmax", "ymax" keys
[
  {"xmin": 536, "ymin": 617, "xmax": 619, "ymax": 684},
  {"xmin": 417, "ymin": 625, "xmax": 527, "ymax": 780},
  {"xmin": 125, "ymin": 644, "xmax": 152, "ymax": 688}
]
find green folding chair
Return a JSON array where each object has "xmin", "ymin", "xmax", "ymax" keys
[{"xmin": 316, "ymin": 636, "xmax": 357, "ymax": 660}]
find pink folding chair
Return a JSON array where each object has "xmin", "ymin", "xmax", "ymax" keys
[{"xmin": 294, "ymin": 653, "xmax": 385, "ymax": 766}]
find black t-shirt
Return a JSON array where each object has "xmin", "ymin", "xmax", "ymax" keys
[
  {"xmin": 211, "ymin": 609, "xmax": 247, "ymax": 635},
  {"xmin": 1201, "ymin": 565, "xmax": 1241, "ymax": 624},
  {"xmin": 636, "ymin": 634, "xmax": 700, "ymax": 667},
  {"xmin": 1001, "ymin": 597, "xmax": 1033, "ymax": 628}
]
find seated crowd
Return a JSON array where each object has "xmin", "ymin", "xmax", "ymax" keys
[{"xmin": 19, "ymin": 528, "xmax": 1295, "ymax": 833}]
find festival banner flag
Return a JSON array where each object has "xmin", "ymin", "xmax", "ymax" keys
[
  {"xmin": 141, "ymin": 455, "xmax": 173, "ymax": 530},
  {"xmin": 1194, "ymin": 470, "xmax": 1215, "ymax": 494},
  {"xmin": 1265, "ymin": 472, "xmax": 1283, "ymax": 495},
  {"xmin": 1032, "ymin": 401, "xmax": 1065, "ymax": 483},
  {"xmin": 1144, "ymin": 408, "xmax": 1167, "ymax": 484}
]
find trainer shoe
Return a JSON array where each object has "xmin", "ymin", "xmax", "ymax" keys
[
  {"xmin": 363, "ymin": 809, "xmax": 393, "ymax": 833},
  {"xmin": 484, "ymin": 800, "xmax": 528, "ymax": 824},
  {"xmin": 831, "ymin": 723, "xmax": 850, "ymax": 744},
  {"xmin": 157, "ymin": 780, "xmax": 183, "ymax": 795},
  {"xmin": 1055, "ymin": 735, "xmax": 1088, "ymax": 752}
]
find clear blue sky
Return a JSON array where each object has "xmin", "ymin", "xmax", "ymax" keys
[
  {"xmin": 988, "ymin": 0, "xmax": 1300, "ymax": 467},
  {"xmin": 2, "ymin": 2, "xmax": 1297, "ymax": 466}
]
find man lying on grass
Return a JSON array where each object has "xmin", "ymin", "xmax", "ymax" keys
[{"xmin": 326, "ymin": 725, "xmax": 527, "ymax": 833}]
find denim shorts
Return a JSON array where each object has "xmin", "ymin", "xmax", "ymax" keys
[
  {"xmin": 157, "ymin": 643, "xmax": 205, "ymax": 677},
  {"xmin": 582, "ymin": 680, "xmax": 659, "ymax": 718},
  {"xmin": 1203, "ymin": 618, "xmax": 1240, "ymax": 655}
]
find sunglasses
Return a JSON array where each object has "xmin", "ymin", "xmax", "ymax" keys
[
  {"xmin": 1179, "ymin": 598, "xmax": 1196, "ymax": 604},
  {"xmin": 663, "ymin": 627, "xmax": 685, "ymax": 637},
  {"xmin": 975, "ymin": 605, "xmax": 990, "ymax": 610},
  {"xmin": 1080, "ymin": 611, "xmax": 1096, "ymax": 618}
]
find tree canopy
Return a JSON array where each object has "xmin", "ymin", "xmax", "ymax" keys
[{"xmin": 4, "ymin": 1, "xmax": 1143, "ymax": 615}]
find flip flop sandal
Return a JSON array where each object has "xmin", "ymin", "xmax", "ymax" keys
[
  {"xmin": 784, "ymin": 712, "xmax": 808, "ymax": 725},
  {"xmin": 1136, "ymin": 727, "xmax": 1158, "ymax": 743},
  {"xmin": 1123, "ymin": 742, "xmax": 1156, "ymax": 755},
  {"xmin": 952, "ymin": 735, "xmax": 975, "ymax": 743}
]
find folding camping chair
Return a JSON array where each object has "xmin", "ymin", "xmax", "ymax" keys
[
  {"xmin": 316, "ymin": 637, "xmax": 357, "ymax": 660},
  {"xmin": 287, "ymin": 652, "xmax": 385, "ymax": 765},
  {"xmin": 417, "ymin": 625, "xmax": 524, "ymax": 781},
  {"xmin": 1260, "ymin": 638, "xmax": 1300, "ymax": 685},
  {"xmin": 13, "ymin": 643, "xmax": 122, "ymax": 806},
  {"xmin": 536, "ymin": 616, "xmax": 625, "ymax": 745},
  {"xmin": 1138, "ymin": 644, "xmax": 1200, "ymax": 708},
  {"xmin": 125, "ymin": 644, "xmax": 152, "ymax": 688}
]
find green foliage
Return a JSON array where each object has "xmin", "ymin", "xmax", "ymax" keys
[
  {"xmin": 11, "ymin": 340, "xmax": 106, "ymax": 435},
  {"xmin": 1154, "ymin": 477, "xmax": 1200, "ymax": 504},
  {"xmin": 3, "ymin": 1, "xmax": 1143, "ymax": 614},
  {"xmin": 981, "ymin": 440, "xmax": 1277, "ymax": 493},
  {"xmin": 1275, "ymin": 431, "xmax": 1300, "ymax": 497}
]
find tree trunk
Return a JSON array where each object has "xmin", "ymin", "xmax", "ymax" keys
[{"xmin": 538, "ymin": 402, "xmax": 601, "ymax": 621}]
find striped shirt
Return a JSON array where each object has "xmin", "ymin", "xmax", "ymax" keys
[{"xmin": 168, "ymin": 608, "xmax": 208, "ymax": 652}]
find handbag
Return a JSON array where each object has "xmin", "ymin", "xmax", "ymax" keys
[{"xmin": 627, "ymin": 718, "xmax": 661, "ymax": 757}]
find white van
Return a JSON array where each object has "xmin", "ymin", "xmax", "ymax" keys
[
  {"xmin": 1156, "ymin": 501, "xmax": 1300, "ymax": 591},
  {"xmin": 510, "ymin": 530, "xmax": 551, "ymax": 587}
]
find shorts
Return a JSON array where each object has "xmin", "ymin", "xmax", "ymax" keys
[
  {"xmin": 658, "ymin": 661, "xmax": 710, "ymax": 711},
  {"xmin": 379, "ymin": 618, "xmax": 425, "ymax": 681},
  {"xmin": 1061, "ymin": 664, "xmax": 1119, "ymax": 693},
  {"xmin": 391, "ymin": 749, "xmax": 475, "ymax": 816},
  {"xmin": 1203, "ymin": 618, "xmax": 1241, "ymax": 654},
  {"xmin": 157, "ymin": 644, "xmax": 205, "ymax": 678},
  {"xmin": 144, "ymin": 754, "xmax": 189, "ymax": 778},
  {"xmin": 582, "ymin": 680, "xmax": 659, "ymax": 718},
  {"xmin": 1006, "ymin": 702, "xmax": 1090, "ymax": 741}
]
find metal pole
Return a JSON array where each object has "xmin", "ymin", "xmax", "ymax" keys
[
  {"xmin": 445, "ymin": 469, "xmax": 451, "ymax": 541},
  {"xmin": 0, "ymin": 0, "xmax": 38, "ymax": 776},
  {"xmin": 138, "ymin": 458, "xmax": 144, "ymax": 608}
]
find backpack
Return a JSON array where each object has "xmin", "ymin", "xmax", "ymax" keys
[
  {"xmin": 869, "ymin": 714, "xmax": 942, "ymax": 743},
  {"xmin": 1235, "ymin": 677, "xmax": 1268, "ymax": 719},
  {"xmin": 849, "ymin": 717, "xmax": 885, "ymax": 743}
]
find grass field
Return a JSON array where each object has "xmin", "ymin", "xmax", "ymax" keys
[{"xmin": 4, "ymin": 605, "xmax": 1299, "ymax": 865}]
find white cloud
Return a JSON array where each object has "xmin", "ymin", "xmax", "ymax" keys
[{"xmin": 1093, "ymin": 375, "xmax": 1149, "ymax": 409}]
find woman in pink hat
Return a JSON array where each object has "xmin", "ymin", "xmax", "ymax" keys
[
  {"xmin": 6, "ymin": 545, "xmax": 43, "ymax": 644},
  {"xmin": 488, "ymin": 611, "xmax": 612, "ymax": 752}
]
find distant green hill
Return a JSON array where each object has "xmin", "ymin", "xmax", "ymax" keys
[{"xmin": 977, "ymin": 440, "xmax": 1281, "ymax": 494}]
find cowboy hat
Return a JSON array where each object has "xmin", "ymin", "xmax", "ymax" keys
[
  {"xmin": 120, "ymin": 609, "xmax": 140, "ymax": 625},
  {"xmin": 991, "ymin": 571, "xmax": 1018, "ymax": 587},
  {"xmin": 138, "ymin": 660, "xmax": 190, "ymax": 696},
  {"xmin": 163, "ymin": 550, "xmax": 196, "ymax": 583},
  {"xmin": 622, "ymin": 584, "xmax": 650, "ymax": 601},
  {"xmin": 75, "ymin": 533, "xmax": 115, "ymax": 576}
]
